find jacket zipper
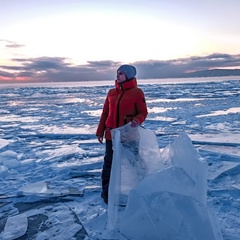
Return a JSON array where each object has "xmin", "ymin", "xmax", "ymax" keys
[{"xmin": 116, "ymin": 88, "xmax": 124, "ymax": 127}]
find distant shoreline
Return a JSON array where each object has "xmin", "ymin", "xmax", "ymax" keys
[{"xmin": 0, "ymin": 76, "xmax": 240, "ymax": 88}]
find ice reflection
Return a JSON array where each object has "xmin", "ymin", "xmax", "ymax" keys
[
  {"xmin": 0, "ymin": 114, "xmax": 40, "ymax": 122},
  {"xmin": 8, "ymin": 100, "xmax": 24, "ymax": 106},
  {"xmin": 148, "ymin": 107, "xmax": 167, "ymax": 113},
  {"xmin": 197, "ymin": 107, "xmax": 240, "ymax": 117},
  {"xmin": 148, "ymin": 98, "xmax": 207, "ymax": 103}
]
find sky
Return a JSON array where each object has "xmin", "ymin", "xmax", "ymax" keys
[{"xmin": 0, "ymin": 0, "xmax": 240, "ymax": 82}]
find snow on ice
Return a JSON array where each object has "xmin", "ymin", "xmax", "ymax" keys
[{"xmin": 0, "ymin": 78, "xmax": 240, "ymax": 239}]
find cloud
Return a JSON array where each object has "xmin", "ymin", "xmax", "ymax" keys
[
  {"xmin": 87, "ymin": 60, "xmax": 120, "ymax": 67},
  {"xmin": 134, "ymin": 53, "xmax": 240, "ymax": 78},
  {"xmin": 0, "ymin": 54, "xmax": 240, "ymax": 82},
  {"xmin": 0, "ymin": 70, "xmax": 13, "ymax": 78},
  {"xmin": 12, "ymin": 57, "xmax": 70, "ymax": 70},
  {"xmin": 185, "ymin": 53, "xmax": 240, "ymax": 69},
  {"xmin": 0, "ymin": 57, "xmax": 120, "ymax": 82},
  {"xmin": 0, "ymin": 39, "xmax": 25, "ymax": 48},
  {"xmin": 5, "ymin": 43, "xmax": 25, "ymax": 48}
]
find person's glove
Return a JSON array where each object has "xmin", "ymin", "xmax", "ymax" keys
[
  {"xmin": 120, "ymin": 123, "xmax": 140, "ymax": 144},
  {"xmin": 130, "ymin": 119, "xmax": 138, "ymax": 128}
]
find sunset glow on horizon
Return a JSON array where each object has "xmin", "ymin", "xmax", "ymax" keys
[{"xmin": 1, "ymin": 0, "xmax": 240, "ymax": 82}]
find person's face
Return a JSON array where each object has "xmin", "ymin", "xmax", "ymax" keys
[{"xmin": 117, "ymin": 71, "xmax": 127, "ymax": 83}]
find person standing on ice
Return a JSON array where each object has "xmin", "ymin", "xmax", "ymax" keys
[{"xmin": 96, "ymin": 64, "xmax": 148, "ymax": 204}]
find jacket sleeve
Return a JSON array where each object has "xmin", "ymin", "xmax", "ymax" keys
[
  {"xmin": 96, "ymin": 95, "xmax": 109, "ymax": 137},
  {"xmin": 133, "ymin": 89, "xmax": 148, "ymax": 124}
]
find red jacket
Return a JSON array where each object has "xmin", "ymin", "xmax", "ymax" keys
[{"xmin": 96, "ymin": 78, "xmax": 148, "ymax": 140}]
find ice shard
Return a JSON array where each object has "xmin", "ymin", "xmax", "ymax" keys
[
  {"xmin": 119, "ymin": 133, "xmax": 223, "ymax": 240},
  {"xmin": 1, "ymin": 214, "xmax": 28, "ymax": 239},
  {"xmin": 107, "ymin": 124, "xmax": 163, "ymax": 230},
  {"xmin": 107, "ymin": 125, "xmax": 223, "ymax": 239}
]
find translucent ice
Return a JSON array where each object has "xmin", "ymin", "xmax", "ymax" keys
[
  {"xmin": 1, "ymin": 213, "xmax": 28, "ymax": 239},
  {"xmin": 120, "ymin": 189, "xmax": 222, "ymax": 240},
  {"xmin": 20, "ymin": 181, "xmax": 48, "ymax": 195},
  {"xmin": 118, "ymin": 132, "xmax": 223, "ymax": 240},
  {"xmin": 0, "ymin": 150, "xmax": 20, "ymax": 168},
  {"xmin": 0, "ymin": 139, "xmax": 11, "ymax": 149},
  {"xmin": 161, "ymin": 132, "xmax": 208, "ymax": 205},
  {"xmin": 108, "ymin": 124, "xmax": 163, "ymax": 230}
]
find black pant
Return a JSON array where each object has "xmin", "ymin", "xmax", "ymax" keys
[{"xmin": 101, "ymin": 139, "xmax": 113, "ymax": 195}]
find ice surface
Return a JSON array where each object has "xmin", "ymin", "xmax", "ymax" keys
[
  {"xmin": 107, "ymin": 127, "xmax": 222, "ymax": 239},
  {"xmin": 0, "ymin": 79, "xmax": 239, "ymax": 239},
  {"xmin": 108, "ymin": 124, "xmax": 163, "ymax": 230},
  {"xmin": 120, "ymin": 191, "xmax": 222, "ymax": 240},
  {"xmin": 20, "ymin": 181, "xmax": 48, "ymax": 195},
  {"xmin": 0, "ymin": 139, "xmax": 11, "ymax": 149},
  {"xmin": 161, "ymin": 133, "xmax": 208, "ymax": 205},
  {"xmin": 118, "ymin": 133, "xmax": 223, "ymax": 240},
  {"xmin": 0, "ymin": 150, "xmax": 20, "ymax": 168},
  {"xmin": 19, "ymin": 181, "xmax": 84, "ymax": 198},
  {"xmin": 1, "ymin": 213, "xmax": 28, "ymax": 239}
]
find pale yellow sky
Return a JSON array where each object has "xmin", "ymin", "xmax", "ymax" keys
[
  {"xmin": 0, "ymin": 0, "xmax": 240, "ymax": 82},
  {"xmin": 1, "ymin": 0, "xmax": 239, "ymax": 62}
]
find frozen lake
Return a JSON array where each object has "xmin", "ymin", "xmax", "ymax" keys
[{"xmin": 0, "ymin": 77, "xmax": 240, "ymax": 239}]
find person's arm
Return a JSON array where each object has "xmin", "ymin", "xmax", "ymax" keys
[
  {"xmin": 96, "ymin": 95, "xmax": 109, "ymax": 142},
  {"xmin": 132, "ymin": 89, "xmax": 148, "ymax": 126}
]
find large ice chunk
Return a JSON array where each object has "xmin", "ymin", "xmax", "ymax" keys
[
  {"xmin": 121, "ymin": 191, "xmax": 221, "ymax": 239},
  {"xmin": 119, "ymin": 170, "xmax": 222, "ymax": 239},
  {"xmin": 0, "ymin": 150, "xmax": 20, "ymax": 168},
  {"xmin": 118, "ymin": 132, "xmax": 223, "ymax": 240},
  {"xmin": 107, "ymin": 126, "xmax": 222, "ymax": 239},
  {"xmin": 0, "ymin": 139, "xmax": 11, "ymax": 149},
  {"xmin": 1, "ymin": 214, "xmax": 28, "ymax": 239},
  {"xmin": 20, "ymin": 181, "xmax": 48, "ymax": 195},
  {"xmin": 108, "ymin": 124, "xmax": 163, "ymax": 230},
  {"xmin": 161, "ymin": 132, "xmax": 208, "ymax": 205}
]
